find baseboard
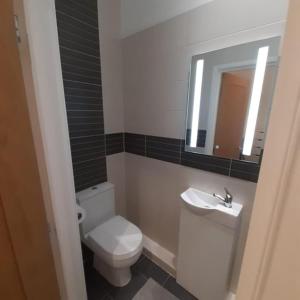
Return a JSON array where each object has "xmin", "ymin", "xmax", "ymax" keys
[
  {"xmin": 226, "ymin": 292, "xmax": 236, "ymax": 300},
  {"xmin": 142, "ymin": 235, "xmax": 237, "ymax": 299},
  {"xmin": 142, "ymin": 235, "xmax": 176, "ymax": 277}
]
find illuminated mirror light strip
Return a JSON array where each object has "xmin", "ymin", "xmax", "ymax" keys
[
  {"xmin": 190, "ymin": 59, "xmax": 204, "ymax": 147},
  {"xmin": 242, "ymin": 46, "xmax": 269, "ymax": 156}
]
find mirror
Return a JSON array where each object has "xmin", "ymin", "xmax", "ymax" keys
[{"xmin": 185, "ymin": 37, "xmax": 280, "ymax": 163}]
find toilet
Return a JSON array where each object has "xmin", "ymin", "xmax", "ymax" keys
[{"xmin": 77, "ymin": 182, "xmax": 143, "ymax": 287}]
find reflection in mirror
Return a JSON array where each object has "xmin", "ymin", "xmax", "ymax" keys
[{"xmin": 185, "ymin": 37, "xmax": 280, "ymax": 163}]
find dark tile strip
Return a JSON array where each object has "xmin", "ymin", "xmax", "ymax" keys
[
  {"xmin": 229, "ymin": 160, "xmax": 260, "ymax": 182},
  {"xmin": 181, "ymin": 151, "xmax": 230, "ymax": 176},
  {"xmin": 105, "ymin": 133, "xmax": 124, "ymax": 155},
  {"xmin": 120, "ymin": 133, "xmax": 260, "ymax": 182},
  {"xmin": 146, "ymin": 135, "xmax": 181, "ymax": 164},
  {"xmin": 125, "ymin": 133, "xmax": 146, "ymax": 156}
]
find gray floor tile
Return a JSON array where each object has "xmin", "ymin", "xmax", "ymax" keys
[
  {"xmin": 164, "ymin": 277, "xmax": 197, "ymax": 300},
  {"xmin": 133, "ymin": 278, "xmax": 179, "ymax": 300},
  {"xmin": 101, "ymin": 294, "xmax": 114, "ymax": 300},
  {"xmin": 132, "ymin": 256, "xmax": 169, "ymax": 285},
  {"xmin": 84, "ymin": 255, "xmax": 198, "ymax": 300},
  {"xmin": 85, "ymin": 266, "xmax": 111, "ymax": 300},
  {"xmin": 106, "ymin": 269, "xmax": 148, "ymax": 300}
]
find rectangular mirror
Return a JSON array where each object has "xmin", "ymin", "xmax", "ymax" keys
[{"xmin": 185, "ymin": 37, "xmax": 280, "ymax": 163}]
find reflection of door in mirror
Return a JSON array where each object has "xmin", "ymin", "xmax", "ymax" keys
[
  {"xmin": 213, "ymin": 65, "xmax": 277, "ymax": 160},
  {"xmin": 213, "ymin": 71, "xmax": 252, "ymax": 159}
]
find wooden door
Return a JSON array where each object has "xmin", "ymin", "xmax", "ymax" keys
[
  {"xmin": 0, "ymin": 0, "xmax": 61, "ymax": 299},
  {"xmin": 0, "ymin": 196, "xmax": 26, "ymax": 300},
  {"xmin": 213, "ymin": 72, "xmax": 250, "ymax": 159}
]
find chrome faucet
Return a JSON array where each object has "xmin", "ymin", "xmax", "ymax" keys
[{"xmin": 213, "ymin": 188, "xmax": 233, "ymax": 208}]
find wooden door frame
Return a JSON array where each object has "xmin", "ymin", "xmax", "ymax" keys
[
  {"xmin": 1, "ymin": 0, "xmax": 62, "ymax": 298},
  {"xmin": 14, "ymin": 0, "xmax": 87, "ymax": 299},
  {"xmin": 236, "ymin": 0, "xmax": 300, "ymax": 299}
]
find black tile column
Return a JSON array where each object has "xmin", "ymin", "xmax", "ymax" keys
[{"xmin": 55, "ymin": 0, "xmax": 107, "ymax": 191}]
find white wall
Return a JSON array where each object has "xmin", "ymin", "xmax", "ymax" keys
[
  {"xmin": 98, "ymin": 0, "xmax": 127, "ymax": 217},
  {"xmin": 99, "ymin": 0, "xmax": 124, "ymax": 134},
  {"xmin": 126, "ymin": 155, "xmax": 257, "ymax": 291},
  {"xmin": 122, "ymin": 0, "xmax": 288, "ymax": 293},
  {"xmin": 123, "ymin": 0, "xmax": 288, "ymax": 139},
  {"xmin": 121, "ymin": 0, "xmax": 288, "ymax": 38},
  {"xmin": 121, "ymin": 0, "xmax": 213, "ymax": 38}
]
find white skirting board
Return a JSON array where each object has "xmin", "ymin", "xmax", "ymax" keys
[
  {"xmin": 143, "ymin": 234, "xmax": 237, "ymax": 299},
  {"xmin": 142, "ymin": 235, "xmax": 176, "ymax": 276},
  {"xmin": 226, "ymin": 292, "xmax": 236, "ymax": 300}
]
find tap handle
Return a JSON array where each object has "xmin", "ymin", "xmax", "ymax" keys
[{"xmin": 224, "ymin": 188, "xmax": 232, "ymax": 200}]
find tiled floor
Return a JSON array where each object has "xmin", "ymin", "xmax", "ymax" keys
[{"xmin": 84, "ymin": 255, "xmax": 197, "ymax": 300}]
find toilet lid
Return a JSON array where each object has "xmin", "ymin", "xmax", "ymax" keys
[{"xmin": 87, "ymin": 216, "xmax": 143, "ymax": 260}]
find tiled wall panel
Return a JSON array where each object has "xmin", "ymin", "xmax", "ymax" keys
[
  {"xmin": 56, "ymin": 0, "xmax": 107, "ymax": 191},
  {"xmin": 125, "ymin": 133, "xmax": 146, "ymax": 156},
  {"xmin": 146, "ymin": 136, "xmax": 181, "ymax": 164},
  {"xmin": 181, "ymin": 151, "xmax": 231, "ymax": 176},
  {"xmin": 124, "ymin": 133, "xmax": 260, "ymax": 182},
  {"xmin": 55, "ymin": 0, "xmax": 260, "ymax": 188},
  {"xmin": 106, "ymin": 133, "xmax": 124, "ymax": 155}
]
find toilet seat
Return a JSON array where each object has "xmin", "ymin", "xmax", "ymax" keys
[{"xmin": 86, "ymin": 216, "xmax": 143, "ymax": 264}]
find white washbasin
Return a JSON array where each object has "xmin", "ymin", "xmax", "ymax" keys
[{"xmin": 180, "ymin": 188, "xmax": 243, "ymax": 229}]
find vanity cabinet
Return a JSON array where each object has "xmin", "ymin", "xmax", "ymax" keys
[{"xmin": 176, "ymin": 188, "xmax": 242, "ymax": 300}]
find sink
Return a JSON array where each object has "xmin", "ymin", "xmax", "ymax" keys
[
  {"xmin": 181, "ymin": 188, "xmax": 220, "ymax": 214},
  {"xmin": 180, "ymin": 188, "xmax": 243, "ymax": 229}
]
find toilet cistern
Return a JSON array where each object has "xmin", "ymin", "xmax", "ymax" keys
[{"xmin": 213, "ymin": 187, "xmax": 233, "ymax": 208}]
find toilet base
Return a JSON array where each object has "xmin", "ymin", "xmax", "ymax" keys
[{"xmin": 93, "ymin": 256, "xmax": 132, "ymax": 287}]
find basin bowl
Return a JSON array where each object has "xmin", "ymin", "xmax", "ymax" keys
[{"xmin": 180, "ymin": 188, "xmax": 243, "ymax": 229}]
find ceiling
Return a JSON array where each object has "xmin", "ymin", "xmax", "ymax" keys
[{"xmin": 121, "ymin": 0, "xmax": 213, "ymax": 38}]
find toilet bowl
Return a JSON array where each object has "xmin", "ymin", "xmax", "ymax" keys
[
  {"xmin": 86, "ymin": 215, "xmax": 143, "ymax": 286},
  {"xmin": 77, "ymin": 183, "xmax": 143, "ymax": 287}
]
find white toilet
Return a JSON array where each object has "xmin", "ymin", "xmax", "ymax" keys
[{"xmin": 77, "ymin": 182, "xmax": 143, "ymax": 287}]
